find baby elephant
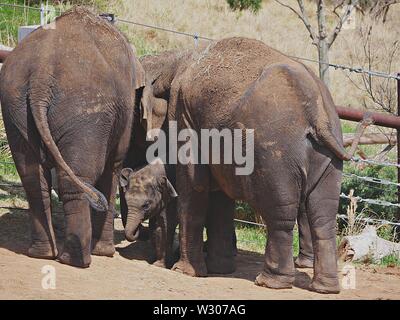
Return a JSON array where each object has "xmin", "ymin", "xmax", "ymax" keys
[{"xmin": 119, "ymin": 161, "xmax": 178, "ymax": 268}]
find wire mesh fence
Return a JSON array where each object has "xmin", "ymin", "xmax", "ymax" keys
[
  {"xmin": 0, "ymin": 2, "xmax": 399, "ymax": 230},
  {"xmin": 1, "ymin": 2, "xmax": 399, "ymax": 81}
]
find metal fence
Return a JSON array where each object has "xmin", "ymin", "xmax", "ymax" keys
[{"xmin": 0, "ymin": 3, "xmax": 399, "ymax": 230}]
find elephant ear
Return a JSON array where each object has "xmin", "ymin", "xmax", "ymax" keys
[
  {"xmin": 119, "ymin": 168, "xmax": 134, "ymax": 192},
  {"xmin": 165, "ymin": 178, "xmax": 178, "ymax": 198},
  {"xmin": 140, "ymin": 83, "xmax": 168, "ymax": 140},
  {"xmin": 159, "ymin": 176, "xmax": 178, "ymax": 199}
]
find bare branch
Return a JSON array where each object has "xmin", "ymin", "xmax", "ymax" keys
[
  {"xmin": 350, "ymin": 24, "xmax": 399, "ymax": 114},
  {"xmin": 343, "ymin": 133, "xmax": 397, "ymax": 148},
  {"xmin": 370, "ymin": 0, "xmax": 399, "ymax": 22},
  {"xmin": 275, "ymin": 0, "xmax": 318, "ymax": 45},
  {"xmin": 328, "ymin": 0, "xmax": 360, "ymax": 48}
]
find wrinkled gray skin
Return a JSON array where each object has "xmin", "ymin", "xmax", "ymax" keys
[
  {"xmin": 125, "ymin": 48, "xmax": 313, "ymax": 272},
  {"xmin": 0, "ymin": 8, "xmax": 145, "ymax": 268},
  {"xmin": 119, "ymin": 50, "xmax": 239, "ymax": 271},
  {"xmin": 138, "ymin": 37, "xmax": 346, "ymax": 293},
  {"xmin": 119, "ymin": 162, "xmax": 178, "ymax": 267}
]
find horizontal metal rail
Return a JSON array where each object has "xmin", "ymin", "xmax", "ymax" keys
[{"xmin": 337, "ymin": 106, "xmax": 400, "ymax": 129}]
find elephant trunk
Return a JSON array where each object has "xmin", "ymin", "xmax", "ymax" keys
[{"xmin": 124, "ymin": 211, "xmax": 144, "ymax": 242}]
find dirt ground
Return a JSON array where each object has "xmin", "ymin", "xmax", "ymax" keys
[{"xmin": 0, "ymin": 193, "xmax": 399, "ymax": 299}]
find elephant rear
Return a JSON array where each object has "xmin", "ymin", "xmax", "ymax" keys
[
  {"xmin": 0, "ymin": 7, "xmax": 145, "ymax": 268},
  {"xmin": 234, "ymin": 62, "xmax": 345, "ymax": 164}
]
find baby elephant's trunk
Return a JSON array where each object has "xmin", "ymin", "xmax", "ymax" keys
[{"xmin": 124, "ymin": 212, "xmax": 143, "ymax": 242}]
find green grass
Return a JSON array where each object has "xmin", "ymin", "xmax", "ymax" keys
[
  {"xmin": 340, "ymin": 162, "xmax": 398, "ymax": 221},
  {"xmin": 236, "ymin": 223, "xmax": 400, "ymax": 267},
  {"xmin": 235, "ymin": 225, "xmax": 265, "ymax": 254},
  {"xmin": 351, "ymin": 253, "xmax": 400, "ymax": 267},
  {"xmin": 341, "ymin": 120, "xmax": 357, "ymax": 134},
  {"xmin": 0, "ymin": 0, "xmax": 41, "ymax": 47},
  {"xmin": 0, "ymin": 161, "xmax": 18, "ymax": 178},
  {"xmin": 380, "ymin": 254, "xmax": 400, "ymax": 267},
  {"xmin": 0, "ymin": 0, "xmax": 119, "ymax": 46},
  {"xmin": 339, "ymin": 119, "xmax": 398, "ymax": 237},
  {"xmin": 235, "ymin": 223, "xmax": 300, "ymax": 257},
  {"xmin": 121, "ymin": 25, "xmax": 159, "ymax": 57}
]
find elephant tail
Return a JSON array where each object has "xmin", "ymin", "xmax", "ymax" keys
[
  {"xmin": 314, "ymin": 126, "xmax": 351, "ymax": 161},
  {"xmin": 312, "ymin": 81, "xmax": 352, "ymax": 161},
  {"xmin": 30, "ymin": 96, "xmax": 108, "ymax": 212},
  {"xmin": 294, "ymin": 63, "xmax": 352, "ymax": 161}
]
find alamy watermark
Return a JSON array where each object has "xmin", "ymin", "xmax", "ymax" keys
[
  {"xmin": 341, "ymin": 264, "xmax": 356, "ymax": 290},
  {"xmin": 41, "ymin": 265, "xmax": 56, "ymax": 290},
  {"xmin": 146, "ymin": 121, "xmax": 255, "ymax": 175}
]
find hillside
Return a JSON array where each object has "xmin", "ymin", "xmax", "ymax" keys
[
  {"xmin": 115, "ymin": 0, "xmax": 400, "ymax": 112},
  {"xmin": 1, "ymin": 1, "xmax": 398, "ymax": 110}
]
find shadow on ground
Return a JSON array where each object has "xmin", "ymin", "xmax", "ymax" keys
[
  {"xmin": 0, "ymin": 176, "xmax": 30, "ymax": 254},
  {"xmin": 206, "ymin": 249, "xmax": 312, "ymax": 290},
  {"xmin": 0, "ymin": 176, "xmax": 65, "ymax": 256},
  {"xmin": 0, "ymin": 177, "xmax": 313, "ymax": 290},
  {"xmin": 116, "ymin": 235, "xmax": 313, "ymax": 290},
  {"xmin": 116, "ymin": 239, "xmax": 154, "ymax": 263}
]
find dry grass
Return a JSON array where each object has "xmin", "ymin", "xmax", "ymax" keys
[
  {"xmin": 116, "ymin": 0, "xmax": 400, "ymax": 110},
  {"xmin": 116, "ymin": 1, "xmax": 400, "ymax": 234}
]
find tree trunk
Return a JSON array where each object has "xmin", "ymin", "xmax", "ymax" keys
[
  {"xmin": 338, "ymin": 226, "xmax": 400, "ymax": 263},
  {"xmin": 343, "ymin": 132, "xmax": 397, "ymax": 147},
  {"xmin": 317, "ymin": 0, "xmax": 330, "ymax": 87}
]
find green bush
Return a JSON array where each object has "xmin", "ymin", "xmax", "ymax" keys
[
  {"xmin": 25, "ymin": 1, "xmax": 113, "ymax": 10},
  {"xmin": 226, "ymin": 0, "xmax": 263, "ymax": 13},
  {"xmin": 0, "ymin": 0, "xmax": 117, "ymax": 46},
  {"xmin": 0, "ymin": 0, "xmax": 41, "ymax": 46},
  {"xmin": 235, "ymin": 201, "xmax": 256, "ymax": 221},
  {"xmin": 340, "ymin": 162, "xmax": 398, "ymax": 222},
  {"xmin": 380, "ymin": 254, "xmax": 400, "ymax": 267}
]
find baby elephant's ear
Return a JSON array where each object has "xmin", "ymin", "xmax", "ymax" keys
[
  {"xmin": 119, "ymin": 168, "xmax": 133, "ymax": 191},
  {"xmin": 164, "ymin": 177, "xmax": 178, "ymax": 198}
]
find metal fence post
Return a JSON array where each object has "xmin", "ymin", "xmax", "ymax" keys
[
  {"xmin": 397, "ymin": 73, "xmax": 400, "ymax": 231},
  {"xmin": 40, "ymin": 3, "xmax": 45, "ymax": 26}
]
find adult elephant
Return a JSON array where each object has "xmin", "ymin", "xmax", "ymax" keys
[
  {"xmin": 128, "ymin": 46, "xmax": 317, "ymax": 274},
  {"xmin": 0, "ymin": 7, "xmax": 145, "ymax": 268},
  {"xmin": 119, "ymin": 50, "xmax": 240, "ymax": 271},
  {"xmin": 138, "ymin": 37, "xmax": 354, "ymax": 293}
]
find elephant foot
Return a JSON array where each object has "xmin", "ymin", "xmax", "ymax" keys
[
  {"xmin": 28, "ymin": 241, "xmax": 58, "ymax": 260},
  {"xmin": 294, "ymin": 254, "xmax": 314, "ymax": 269},
  {"xmin": 255, "ymin": 271, "xmax": 294, "ymax": 289},
  {"xmin": 310, "ymin": 275, "xmax": 340, "ymax": 294},
  {"xmin": 58, "ymin": 237, "xmax": 91, "ymax": 268},
  {"xmin": 58, "ymin": 251, "xmax": 91, "ymax": 268},
  {"xmin": 172, "ymin": 259, "xmax": 207, "ymax": 277},
  {"xmin": 91, "ymin": 240, "xmax": 115, "ymax": 257},
  {"xmin": 152, "ymin": 259, "xmax": 167, "ymax": 268},
  {"xmin": 206, "ymin": 255, "xmax": 236, "ymax": 274}
]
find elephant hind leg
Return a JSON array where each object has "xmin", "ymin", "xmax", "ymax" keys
[
  {"xmin": 57, "ymin": 171, "xmax": 93, "ymax": 268},
  {"xmin": 92, "ymin": 120, "xmax": 132, "ymax": 256},
  {"xmin": 172, "ymin": 164, "xmax": 209, "ymax": 277},
  {"xmin": 205, "ymin": 191, "xmax": 236, "ymax": 274},
  {"xmin": 294, "ymin": 206, "xmax": 314, "ymax": 269},
  {"xmin": 255, "ymin": 203, "xmax": 298, "ymax": 289},
  {"xmin": 7, "ymin": 129, "xmax": 57, "ymax": 259},
  {"xmin": 306, "ymin": 162, "xmax": 341, "ymax": 294},
  {"xmin": 24, "ymin": 166, "xmax": 57, "ymax": 259},
  {"xmin": 91, "ymin": 164, "xmax": 117, "ymax": 257}
]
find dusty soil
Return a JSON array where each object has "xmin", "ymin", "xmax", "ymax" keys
[{"xmin": 0, "ymin": 186, "xmax": 399, "ymax": 300}]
